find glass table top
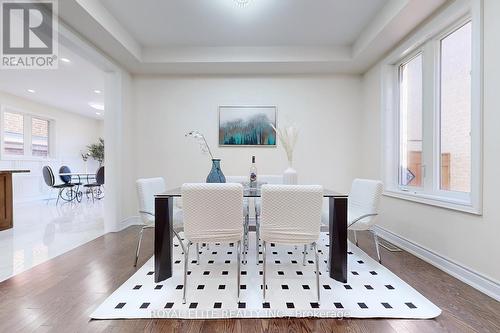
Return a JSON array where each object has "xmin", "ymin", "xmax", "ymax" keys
[{"xmin": 156, "ymin": 185, "xmax": 346, "ymax": 198}]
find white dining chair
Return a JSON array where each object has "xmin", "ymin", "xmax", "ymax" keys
[
  {"xmin": 227, "ymin": 174, "xmax": 285, "ymax": 264},
  {"xmin": 322, "ymin": 178, "xmax": 384, "ymax": 263},
  {"xmin": 226, "ymin": 176, "xmax": 250, "ymax": 262},
  {"xmin": 260, "ymin": 184, "xmax": 323, "ymax": 304},
  {"xmin": 134, "ymin": 177, "xmax": 184, "ymax": 267},
  {"xmin": 254, "ymin": 175, "xmax": 284, "ymax": 263},
  {"xmin": 181, "ymin": 183, "xmax": 244, "ymax": 304}
]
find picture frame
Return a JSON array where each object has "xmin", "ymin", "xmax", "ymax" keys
[{"xmin": 218, "ymin": 106, "xmax": 277, "ymax": 147}]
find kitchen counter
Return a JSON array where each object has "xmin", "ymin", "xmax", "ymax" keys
[{"xmin": 0, "ymin": 170, "xmax": 30, "ymax": 231}]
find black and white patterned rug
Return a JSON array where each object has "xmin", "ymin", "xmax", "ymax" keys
[{"xmin": 91, "ymin": 232, "xmax": 441, "ymax": 319}]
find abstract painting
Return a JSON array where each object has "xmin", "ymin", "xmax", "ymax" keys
[{"xmin": 219, "ymin": 106, "xmax": 277, "ymax": 146}]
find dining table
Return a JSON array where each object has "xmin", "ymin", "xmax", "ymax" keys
[
  {"xmin": 154, "ymin": 186, "xmax": 349, "ymax": 284},
  {"xmin": 58, "ymin": 172, "xmax": 96, "ymax": 183},
  {"xmin": 58, "ymin": 172, "xmax": 97, "ymax": 202}
]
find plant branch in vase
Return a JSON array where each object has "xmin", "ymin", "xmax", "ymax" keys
[
  {"xmin": 271, "ymin": 123, "xmax": 299, "ymax": 184},
  {"xmin": 185, "ymin": 131, "xmax": 226, "ymax": 183},
  {"xmin": 81, "ymin": 152, "xmax": 90, "ymax": 173},
  {"xmin": 87, "ymin": 138, "xmax": 104, "ymax": 166}
]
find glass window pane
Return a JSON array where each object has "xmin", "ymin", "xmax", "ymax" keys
[
  {"xmin": 3, "ymin": 112, "xmax": 24, "ymax": 155},
  {"xmin": 31, "ymin": 117, "xmax": 49, "ymax": 157},
  {"xmin": 440, "ymin": 22, "xmax": 472, "ymax": 193},
  {"xmin": 399, "ymin": 54, "xmax": 423, "ymax": 187}
]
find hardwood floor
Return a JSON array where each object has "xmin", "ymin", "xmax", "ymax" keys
[{"xmin": 0, "ymin": 226, "xmax": 498, "ymax": 333}]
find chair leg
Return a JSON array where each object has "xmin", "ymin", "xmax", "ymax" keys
[
  {"xmin": 182, "ymin": 242, "xmax": 191, "ymax": 304},
  {"xmin": 255, "ymin": 215, "xmax": 260, "ymax": 264},
  {"xmin": 56, "ymin": 189, "xmax": 62, "ymax": 205},
  {"xmin": 244, "ymin": 214, "xmax": 248, "ymax": 250},
  {"xmin": 74, "ymin": 185, "xmax": 80, "ymax": 203},
  {"xmin": 237, "ymin": 240, "xmax": 241, "ymax": 302},
  {"xmin": 372, "ymin": 231, "xmax": 382, "ymax": 264},
  {"xmin": 196, "ymin": 243, "xmax": 200, "ymax": 265},
  {"xmin": 313, "ymin": 242, "xmax": 321, "ymax": 305},
  {"xmin": 173, "ymin": 229, "xmax": 186, "ymax": 255},
  {"xmin": 354, "ymin": 230, "xmax": 358, "ymax": 247},
  {"xmin": 303, "ymin": 244, "xmax": 307, "ymax": 266},
  {"xmin": 96, "ymin": 185, "xmax": 104, "ymax": 200},
  {"xmin": 242, "ymin": 215, "xmax": 248, "ymax": 264},
  {"xmin": 262, "ymin": 241, "xmax": 267, "ymax": 301},
  {"xmin": 134, "ymin": 226, "xmax": 145, "ymax": 267}
]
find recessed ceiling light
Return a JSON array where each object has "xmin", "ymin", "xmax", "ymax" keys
[
  {"xmin": 88, "ymin": 102, "xmax": 104, "ymax": 111},
  {"xmin": 27, "ymin": 89, "xmax": 35, "ymax": 93},
  {"xmin": 60, "ymin": 57, "xmax": 71, "ymax": 63},
  {"xmin": 234, "ymin": 0, "xmax": 251, "ymax": 6},
  {"xmin": 94, "ymin": 89, "xmax": 102, "ymax": 94}
]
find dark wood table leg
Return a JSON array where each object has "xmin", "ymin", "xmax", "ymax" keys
[
  {"xmin": 329, "ymin": 196, "xmax": 348, "ymax": 283},
  {"xmin": 154, "ymin": 196, "xmax": 173, "ymax": 283}
]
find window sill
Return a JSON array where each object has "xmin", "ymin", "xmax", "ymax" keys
[
  {"xmin": 1, "ymin": 155, "xmax": 54, "ymax": 162},
  {"xmin": 383, "ymin": 189, "xmax": 482, "ymax": 215}
]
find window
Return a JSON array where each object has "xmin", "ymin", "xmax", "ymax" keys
[
  {"xmin": 3, "ymin": 111, "xmax": 24, "ymax": 155},
  {"xmin": 1, "ymin": 108, "xmax": 53, "ymax": 159},
  {"xmin": 399, "ymin": 54, "xmax": 423, "ymax": 188},
  {"xmin": 439, "ymin": 22, "xmax": 472, "ymax": 193},
  {"xmin": 31, "ymin": 117, "xmax": 49, "ymax": 158},
  {"xmin": 382, "ymin": 8, "xmax": 481, "ymax": 214}
]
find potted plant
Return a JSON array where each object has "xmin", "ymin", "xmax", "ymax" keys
[
  {"xmin": 185, "ymin": 131, "xmax": 225, "ymax": 183},
  {"xmin": 81, "ymin": 152, "xmax": 90, "ymax": 173},
  {"xmin": 87, "ymin": 137, "xmax": 104, "ymax": 166}
]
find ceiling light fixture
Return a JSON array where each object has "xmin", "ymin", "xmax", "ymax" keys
[
  {"xmin": 89, "ymin": 102, "xmax": 104, "ymax": 111},
  {"xmin": 94, "ymin": 89, "xmax": 102, "ymax": 94},
  {"xmin": 60, "ymin": 57, "xmax": 71, "ymax": 63},
  {"xmin": 234, "ymin": 0, "xmax": 251, "ymax": 6},
  {"xmin": 27, "ymin": 89, "xmax": 35, "ymax": 93}
]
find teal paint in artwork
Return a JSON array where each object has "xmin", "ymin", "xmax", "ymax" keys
[{"xmin": 219, "ymin": 111, "xmax": 276, "ymax": 146}]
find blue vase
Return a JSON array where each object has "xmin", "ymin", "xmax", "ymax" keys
[{"xmin": 206, "ymin": 159, "xmax": 226, "ymax": 183}]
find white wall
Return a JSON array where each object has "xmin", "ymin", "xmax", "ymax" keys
[
  {"xmin": 360, "ymin": 0, "xmax": 500, "ymax": 285},
  {"xmin": 104, "ymin": 69, "xmax": 137, "ymax": 232},
  {"xmin": 0, "ymin": 91, "xmax": 103, "ymax": 203},
  {"xmin": 129, "ymin": 75, "xmax": 363, "ymax": 210}
]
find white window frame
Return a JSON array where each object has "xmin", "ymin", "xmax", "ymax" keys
[
  {"xmin": 381, "ymin": 0, "xmax": 483, "ymax": 214},
  {"xmin": 397, "ymin": 50, "xmax": 424, "ymax": 190},
  {"xmin": 0, "ymin": 105, "xmax": 56, "ymax": 161}
]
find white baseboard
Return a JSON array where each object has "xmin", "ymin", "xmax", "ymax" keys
[{"xmin": 373, "ymin": 225, "xmax": 500, "ymax": 302}]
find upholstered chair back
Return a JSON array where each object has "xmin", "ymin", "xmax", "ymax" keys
[
  {"xmin": 42, "ymin": 166, "xmax": 55, "ymax": 187},
  {"xmin": 136, "ymin": 177, "xmax": 166, "ymax": 224},
  {"xmin": 182, "ymin": 183, "xmax": 244, "ymax": 243},
  {"xmin": 260, "ymin": 175, "xmax": 284, "ymax": 184},
  {"xmin": 260, "ymin": 184, "xmax": 323, "ymax": 244},
  {"xmin": 348, "ymin": 179, "xmax": 383, "ymax": 230}
]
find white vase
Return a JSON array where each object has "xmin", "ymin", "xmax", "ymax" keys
[{"xmin": 283, "ymin": 165, "xmax": 298, "ymax": 185}]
